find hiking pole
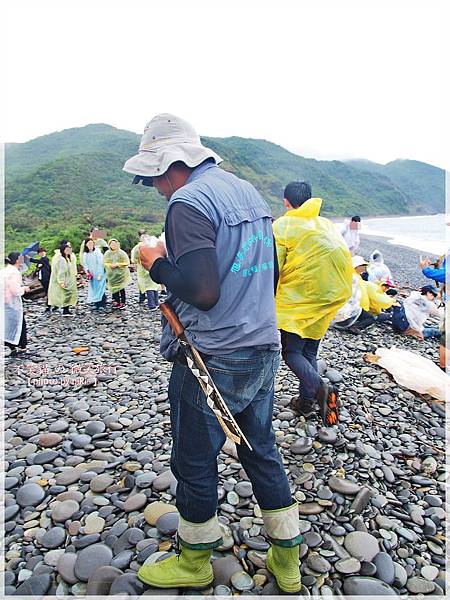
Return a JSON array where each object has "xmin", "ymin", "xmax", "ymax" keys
[{"xmin": 160, "ymin": 302, "xmax": 252, "ymax": 451}]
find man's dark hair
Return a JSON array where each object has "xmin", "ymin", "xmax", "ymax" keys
[
  {"xmin": 351, "ymin": 216, "xmax": 361, "ymax": 222},
  {"xmin": 283, "ymin": 181, "xmax": 312, "ymax": 208}
]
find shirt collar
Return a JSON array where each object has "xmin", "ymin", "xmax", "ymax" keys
[{"xmin": 186, "ymin": 159, "xmax": 216, "ymax": 184}]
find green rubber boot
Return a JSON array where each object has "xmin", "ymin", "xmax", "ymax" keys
[
  {"xmin": 266, "ymin": 544, "xmax": 301, "ymax": 593},
  {"xmin": 137, "ymin": 546, "xmax": 213, "ymax": 589}
]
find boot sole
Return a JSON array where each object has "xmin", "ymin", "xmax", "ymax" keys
[
  {"xmin": 266, "ymin": 556, "xmax": 301, "ymax": 594},
  {"xmin": 319, "ymin": 384, "xmax": 339, "ymax": 426},
  {"xmin": 137, "ymin": 572, "xmax": 213, "ymax": 589}
]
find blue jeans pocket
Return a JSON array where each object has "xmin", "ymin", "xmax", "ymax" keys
[{"xmin": 205, "ymin": 362, "xmax": 254, "ymax": 413}]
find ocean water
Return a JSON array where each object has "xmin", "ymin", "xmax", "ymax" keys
[{"xmin": 339, "ymin": 214, "xmax": 448, "ymax": 256}]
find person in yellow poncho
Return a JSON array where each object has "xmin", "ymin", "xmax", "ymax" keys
[
  {"xmin": 47, "ymin": 241, "xmax": 78, "ymax": 316},
  {"xmin": 103, "ymin": 238, "xmax": 131, "ymax": 309},
  {"xmin": 332, "ymin": 257, "xmax": 397, "ymax": 333},
  {"xmin": 273, "ymin": 182, "xmax": 352, "ymax": 423},
  {"xmin": 352, "ymin": 255, "xmax": 396, "ymax": 316},
  {"xmin": 131, "ymin": 231, "xmax": 160, "ymax": 311}
]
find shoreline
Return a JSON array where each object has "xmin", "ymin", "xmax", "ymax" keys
[{"xmin": 329, "ymin": 212, "xmax": 444, "ymax": 222}]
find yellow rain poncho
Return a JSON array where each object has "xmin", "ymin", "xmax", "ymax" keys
[
  {"xmin": 103, "ymin": 239, "xmax": 131, "ymax": 294},
  {"xmin": 273, "ymin": 198, "xmax": 353, "ymax": 339},
  {"xmin": 131, "ymin": 244, "xmax": 159, "ymax": 293},
  {"xmin": 356, "ymin": 273, "xmax": 395, "ymax": 314},
  {"xmin": 48, "ymin": 251, "xmax": 78, "ymax": 307}
]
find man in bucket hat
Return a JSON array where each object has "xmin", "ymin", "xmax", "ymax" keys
[{"xmin": 123, "ymin": 114, "xmax": 302, "ymax": 592}]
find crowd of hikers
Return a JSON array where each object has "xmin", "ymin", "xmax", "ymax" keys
[{"xmin": 2, "ymin": 113, "xmax": 447, "ymax": 593}]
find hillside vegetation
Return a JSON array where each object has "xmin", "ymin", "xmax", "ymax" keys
[{"xmin": 5, "ymin": 124, "xmax": 444, "ymax": 256}]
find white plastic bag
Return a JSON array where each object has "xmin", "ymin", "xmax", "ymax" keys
[{"xmin": 374, "ymin": 346, "xmax": 449, "ymax": 402}]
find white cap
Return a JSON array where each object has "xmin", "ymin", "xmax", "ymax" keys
[{"xmin": 352, "ymin": 255, "xmax": 368, "ymax": 268}]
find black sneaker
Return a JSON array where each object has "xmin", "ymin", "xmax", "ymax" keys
[{"xmin": 290, "ymin": 396, "xmax": 316, "ymax": 419}]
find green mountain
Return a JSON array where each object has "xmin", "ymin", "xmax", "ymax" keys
[
  {"xmin": 5, "ymin": 124, "xmax": 445, "ymax": 256},
  {"xmin": 346, "ymin": 158, "xmax": 445, "ymax": 213}
]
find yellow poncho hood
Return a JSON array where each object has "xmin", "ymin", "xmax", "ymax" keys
[{"xmin": 273, "ymin": 198, "xmax": 353, "ymax": 339}]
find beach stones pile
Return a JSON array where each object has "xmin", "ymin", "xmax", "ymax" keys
[{"xmin": 3, "ymin": 275, "xmax": 447, "ymax": 596}]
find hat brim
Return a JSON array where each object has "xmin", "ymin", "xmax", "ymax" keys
[
  {"xmin": 123, "ymin": 143, "xmax": 222, "ymax": 183},
  {"xmin": 352, "ymin": 261, "xmax": 368, "ymax": 268}
]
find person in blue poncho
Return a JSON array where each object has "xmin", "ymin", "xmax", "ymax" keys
[
  {"xmin": 420, "ymin": 254, "xmax": 447, "ymax": 285},
  {"xmin": 420, "ymin": 253, "xmax": 448, "ymax": 370},
  {"xmin": 83, "ymin": 238, "xmax": 107, "ymax": 310}
]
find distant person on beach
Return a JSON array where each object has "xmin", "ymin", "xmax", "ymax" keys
[
  {"xmin": 332, "ymin": 275, "xmax": 397, "ymax": 334},
  {"xmin": 83, "ymin": 238, "xmax": 107, "ymax": 310},
  {"xmin": 2, "ymin": 252, "xmax": 31, "ymax": 356},
  {"xmin": 47, "ymin": 240, "xmax": 68, "ymax": 311},
  {"xmin": 131, "ymin": 231, "xmax": 160, "ymax": 311},
  {"xmin": 28, "ymin": 247, "xmax": 51, "ymax": 311},
  {"xmin": 103, "ymin": 238, "xmax": 131, "ymax": 309},
  {"xmin": 48, "ymin": 241, "xmax": 78, "ymax": 316},
  {"xmin": 420, "ymin": 253, "xmax": 447, "ymax": 286},
  {"xmin": 273, "ymin": 181, "xmax": 352, "ymax": 421},
  {"xmin": 340, "ymin": 215, "xmax": 361, "ymax": 255},
  {"xmin": 367, "ymin": 249, "xmax": 393, "ymax": 284},
  {"xmin": 124, "ymin": 113, "xmax": 302, "ymax": 593},
  {"xmin": 392, "ymin": 285, "xmax": 443, "ymax": 340},
  {"xmin": 351, "ymin": 255, "xmax": 396, "ymax": 329},
  {"xmin": 79, "ymin": 228, "xmax": 109, "ymax": 267}
]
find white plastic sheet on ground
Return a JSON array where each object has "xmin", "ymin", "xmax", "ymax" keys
[{"xmin": 373, "ymin": 346, "xmax": 449, "ymax": 402}]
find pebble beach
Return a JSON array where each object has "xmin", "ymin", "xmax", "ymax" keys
[{"xmin": 3, "ymin": 237, "xmax": 447, "ymax": 598}]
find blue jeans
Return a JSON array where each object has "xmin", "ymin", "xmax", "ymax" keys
[
  {"xmin": 423, "ymin": 327, "xmax": 440, "ymax": 339},
  {"xmin": 169, "ymin": 348, "xmax": 293, "ymax": 523},
  {"xmin": 146, "ymin": 290, "xmax": 159, "ymax": 309},
  {"xmin": 139, "ymin": 290, "xmax": 159, "ymax": 308},
  {"xmin": 280, "ymin": 330, "xmax": 321, "ymax": 400}
]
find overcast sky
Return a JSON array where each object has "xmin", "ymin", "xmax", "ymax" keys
[{"xmin": 3, "ymin": 0, "xmax": 448, "ymax": 168}]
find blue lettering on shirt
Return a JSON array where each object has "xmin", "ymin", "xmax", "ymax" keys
[{"xmin": 230, "ymin": 230, "xmax": 273, "ymax": 276}]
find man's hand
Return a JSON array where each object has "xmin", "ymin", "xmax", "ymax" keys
[
  {"xmin": 419, "ymin": 257, "xmax": 431, "ymax": 269},
  {"xmin": 140, "ymin": 241, "xmax": 166, "ymax": 271}
]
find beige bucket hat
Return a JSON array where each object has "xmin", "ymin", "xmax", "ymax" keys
[{"xmin": 123, "ymin": 113, "xmax": 222, "ymax": 185}]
